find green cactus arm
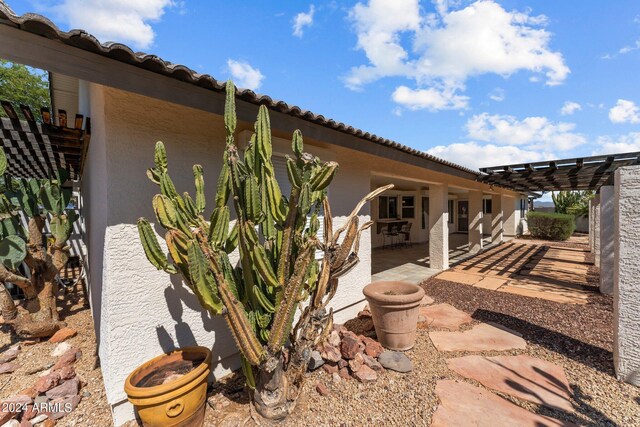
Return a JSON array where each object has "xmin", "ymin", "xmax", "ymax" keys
[
  {"xmin": 268, "ymin": 240, "xmax": 315, "ymax": 353},
  {"xmin": 0, "ymin": 235, "xmax": 27, "ymax": 271},
  {"xmin": 193, "ymin": 165, "xmax": 205, "ymax": 214},
  {"xmin": 186, "ymin": 240, "xmax": 223, "ymax": 314},
  {"xmin": 0, "ymin": 147, "xmax": 6, "ymax": 176},
  {"xmin": 224, "ymin": 80, "xmax": 237, "ymax": 139},
  {"xmin": 154, "ymin": 141, "xmax": 168, "ymax": 173},
  {"xmin": 137, "ymin": 218, "xmax": 177, "ymax": 274},
  {"xmin": 292, "ymin": 129, "xmax": 304, "ymax": 157}
]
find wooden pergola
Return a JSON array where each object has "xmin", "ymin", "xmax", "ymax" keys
[
  {"xmin": 479, "ymin": 152, "xmax": 640, "ymax": 193},
  {"xmin": 0, "ymin": 101, "xmax": 90, "ymax": 180}
]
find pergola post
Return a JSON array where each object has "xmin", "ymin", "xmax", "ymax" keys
[
  {"xmin": 589, "ymin": 199, "xmax": 595, "ymax": 252},
  {"xmin": 468, "ymin": 190, "xmax": 483, "ymax": 253},
  {"xmin": 429, "ymin": 183, "xmax": 449, "ymax": 270},
  {"xmin": 613, "ymin": 165, "xmax": 640, "ymax": 386},
  {"xmin": 503, "ymin": 196, "xmax": 517, "ymax": 239},
  {"xmin": 593, "ymin": 195, "xmax": 601, "ymax": 267},
  {"xmin": 599, "ymin": 185, "xmax": 615, "ymax": 295},
  {"xmin": 491, "ymin": 194, "xmax": 503, "ymax": 244}
]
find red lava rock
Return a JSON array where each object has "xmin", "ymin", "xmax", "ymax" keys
[
  {"xmin": 48, "ymin": 328, "xmax": 77, "ymax": 344},
  {"xmin": 337, "ymin": 359, "xmax": 348, "ymax": 369},
  {"xmin": 0, "ymin": 362, "xmax": 19, "ymax": 374},
  {"xmin": 20, "ymin": 421, "xmax": 33, "ymax": 427},
  {"xmin": 361, "ymin": 336, "xmax": 384, "ymax": 358},
  {"xmin": 52, "ymin": 349, "xmax": 79, "ymax": 371},
  {"xmin": 56, "ymin": 366, "xmax": 75, "ymax": 381},
  {"xmin": 48, "ymin": 395, "xmax": 81, "ymax": 420},
  {"xmin": 353, "ymin": 365, "xmax": 378, "ymax": 382},
  {"xmin": 315, "ymin": 382, "xmax": 330, "ymax": 396},
  {"xmin": 0, "ymin": 411, "xmax": 15, "ymax": 425},
  {"xmin": 340, "ymin": 332, "xmax": 361, "ymax": 360},
  {"xmin": 322, "ymin": 362, "xmax": 338, "ymax": 374},
  {"xmin": 21, "ymin": 403, "xmax": 36, "ymax": 421},
  {"xmin": 320, "ymin": 343, "xmax": 342, "ymax": 363},
  {"xmin": 348, "ymin": 353, "xmax": 364, "ymax": 373},
  {"xmin": 18, "ymin": 388, "xmax": 37, "ymax": 399},
  {"xmin": 362, "ymin": 354, "xmax": 384, "ymax": 372},
  {"xmin": 338, "ymin": 367, "xmax": 350, "ymax": 380},
  {"xmin": 45, "ymin": 377, "xmax": 79, "ymax": 400},
  {"xmin": 35, "ymin": 372, "xmax": 61, "ymax": 393}
]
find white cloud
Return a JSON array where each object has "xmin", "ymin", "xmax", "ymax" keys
[
  {"xmin": 392, "ymin": 85, "xmax": 468, "ymax": 111},
  {"xmin": 292, "ymin": 5, "xmax": 315, "ymax": 37},
  {"xmin": 593, "ymin": 133, "xmax": 640, "ymax": 155},
  {"xmin": 427, "ymin": 141, "xmax": 553, "ymax": 170},
  {"xmin": 609, "ymin": 99, "xmax": 640, "ymax": 124},
  {"xmin": 489, "ymin": 88, "xmax": 505, "ymax": 102},
  {"xmin": 466, "ymin": 113, "xmax": 586, "ymax": 151},
  {"xmin": 560, "ymin": 101, "xmax": 581, "ymax": 115},
  {"xmin": 45, "ymin": 0, "xmax": 176, "ymax": 49},
  {"xmin": 227, "ymin": 60, "xmax": 265, "ymax": 91},
  {"xmin": 345, "ymin": 0, "xmax": 569, "ymax": 111}
]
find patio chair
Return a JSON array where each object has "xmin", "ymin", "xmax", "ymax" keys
[
  {"xmin": 382, "ymin": 225, "xmax": 399, "ymax": 249},
  {"xmin": 399, "ymin": 223, "xmax": 412, "ymax": 247}
]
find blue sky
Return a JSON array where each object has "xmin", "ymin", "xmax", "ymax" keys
[{"xmin": 7, "ymin": 0, "xmax": 640, "ymax": 173}]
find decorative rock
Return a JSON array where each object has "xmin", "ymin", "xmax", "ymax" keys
[
  {"xmin": 322, "ymin": 362, "xmax": 338, "ymax": 374},
  {"xmin": 52, "ymin": 348, "xmax": 78, "ymax": 371},
  {"xmin": 327, "ymin": 331, "xmax": 341, "ymax": 347},
  {"xmin": 361, "ymin": 336, "xmax": 384, "ymax": 358},
  {"xmin": 38, "ymin": 368, "xmax": 52, "ymax": 378},
  {"xmin": 25, "ymin": 363, "xmax": 53, "ymax": 375},
  {"xmin": 338, "ymin": 367, "xmax": 350, "ymax": 380},
  {"xmin": 46, "ymin": 377, "xmax": 79, "ymax": 400},
  {"xmin": 431, "ymin": 380, "xmax": 573, "ymax": 427},
  {"xmin": 308, "ymin": 351, "xmax": 325, "ymax": 371},
  {"xmin": 22, "ymin": 403, "xmax": 37, "ymax": 421},
  {"xmin": 18, "ymin": 388, "xmax": 37, "ymax": 399},
  {"xmin": 337, "ymin": 359, "xmax": 348, "ymax": 369},
  {"xmin": 320, "ymin": 343, "xmax": 341, "ymax": 363},
  {"xmin": 332, "ymin": 324, "xmax": 347, "ymax": 334},
  {"xmin": 50, "ymin": 343, "xmax": 71, "ymax": 358},
  {"xmin": 48, "ymin": 328, "xmax": 77, "ymax": 344},
  {"xmin": 419, "ymin": 303, "xmax": 472, "ymax": 331},
  {"xmin": 331, "ymin": 372, "xmax": 341, "ymax": 384},
  {"xmin": 0, "ymin": 410, "xmax": 14, "ymax": 425},
  {"xmin": 429, "ymin": 323, "xmax": 527, "ymax": 352},
  {"xmin": 2, "ymin": 419, "xmax": 20, "ymax": 427},
  {"xmin": 340, "ymin": 332, "xmax": 361, "ymax": 360},
  {"xmin": 34, "ymin": 372, "xmax": 61, "ymax": 393},
  {"xmin": 33, "ymin": 395, "xmax": 49, "ymax": 406},
  {"xmin": 348, "ymin": 353, "xmax": 364, "ymax": 372},
  {"xmin": 378, "ymin": 351, "xmax": 413, "ymax": 373},
  {"xmin": 357, "ymin": 308, "xmax": 372, "ymax": 318},
  {"xmin": 353, "ymin": 365, "xmax": 377, "ymax": 382},
  {"xmin": 315, "ymin": 382, "xmax": 330, "ymax": 396},
  {"xmin": 447, "ymin": 355, "xmax": 574, "ymax": 412},
  {"xmin": 420, "ymin": 295, "xmax": 435, "ymax": 306},
  {"xmin": 0, "ymin": 362, "xmax": 19, "ymax": 374},
  {"xmin": 362, "ymin": 354, "xmax": 384, "ymax": 372},
  {"xmin": 29, "ymin": 414, "xmax": 48, "ymax": 425},
  {"xmin": 48, "ymin": 395, "xmax": 81, "ymax": 420},
  {"xmin": 2, "ymin": 395, "xmax": 32, "ymax": 406},
  {"xmin": 0, "ymin": 347, "xmax": 20, "ymax": 363},
  {"xmin": 56, "ymin": 366, "xmax": 75, "ymax": 381}
]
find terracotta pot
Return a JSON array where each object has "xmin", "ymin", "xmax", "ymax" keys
[
  {"xmin": 124, "ymin": 346, "xmax": 212, "ymax": 427},
  {"xmin": 363, "ymin": 281, "xmax": 425, "ymax": 351}
]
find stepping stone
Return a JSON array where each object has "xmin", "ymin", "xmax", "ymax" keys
[
  {"xmin": 420, "ymin": 295, "xmax": 435, "ymax": 306},
  {"xmin": 474, "ymin": 277, "xmax": 508, "ymax": 290},
  {"xmin": 431, "ymin": 380, "xmax": 576, "ymax": 427},
  {"xmin": 378, "ymin": 351, "xmax": 412, "ymax": 373},
  {"xmin": 447, "ymin": 355, "xmax": 574, "ymax": 412},
  {"xmin": 437, "ymin": 271, "xmax": 483, "ymax": 285},
  {"xmin": 429, "ymin": 323, "xmax": 526, "ymax": 352},
  {"xmin": 419, "ymin": 303, "xmax": 472, "ymax": 331}
]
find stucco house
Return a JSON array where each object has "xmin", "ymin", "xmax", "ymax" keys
[{"xmin": 0, "ymin": 5, "xmax": 535, "ymax": 424}]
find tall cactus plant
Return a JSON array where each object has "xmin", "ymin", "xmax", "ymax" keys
[
  {"xmin": 138, "ymin": 80, "xmax": 391, "ymax": 420},
  {"xmin": 0, "ymin": 148, "xmax": 77, "ymax": 338}
]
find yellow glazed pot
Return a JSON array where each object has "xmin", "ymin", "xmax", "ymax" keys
[{"xmin": 124, "ymin": 346, "xmax": 212, "ymax": 427}]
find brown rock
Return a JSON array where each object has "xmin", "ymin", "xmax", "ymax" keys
[
  {"xmin": 45, "ymin": 378, "xmax": 79, "ymax": 400},
  {"xmin": 362, "ymin": 354, "xmax": 384, "ymax": 372},
  {"xmin": 327, "ymin": 330, "xmax": 341, "ymax": 347},
  {"xmin": 340, "ymin": 332, "xmax": 361, "ymax": 360},
  {"xmin": 34, "ymin": 372, "xmax": 61, "ymax": 393},
  {"xmin": 320, "ymin": 343, "xmax": 342, "ymax": 363},
  {"xmin": 0, "ymin": 362, "xmax": 19, "ymax": 374},
  {"xmin": 353, "ymin": 365, "xmax": 377, "ymax": 382},
  {"xmin": 43, "ymin": 419, "xmax": 56, "ymax": 427},
  {"xmin": 337, "ymin": 359, "xmax": 348, "ymax": 369},
  {"xmin": 56, "ymin": 366, "xmax": 75, "ymax": 381},
  {"xmin": 315, "ymin": 382, "xmax": 330, "ymax": 396},
  {"xmin": 18, "ymin": 388, "xmax": 37, "ymax": 399},
  {"xmin": 331, "ymin": 372, "xmax": 341, "ymax": 384},
  {"xmin": 48, "ymin": 395, "xmax": 81, "ymax": 420},
  {"xmin": 357, "ymin": 309, "xmax": 372, "ymax": 318},
  {"xmin": 431, "ymin": 380, "xmax": 575, "ymax": 427},
  {"xmin": 21, "ymin": 403, "xmax": 36, "ymax": 421},
  {"xmin": 0, "ymin": 411, "xmax": 15, "ymax": 425},
  {"xmin": 322, "ymin": 362, "xmax": 338, "ymax": 374},
  {"xmin": 338, "ymin": 367, "xmax": 350, "ymax": 380},
  {"xmin": 2, "ymin": 394, "xmax": 32, "ymax": 406},
  {"xmin": 348, "ymin": 353, "xmax": 364, "ymax": 372},
  {"xmin": 361, "ymin": 336, "xmax": 384, "ymax": 358},
  {"xmin": 48, "ymin": 328, "xmax": 77, "ymax": 344},
  {"xmin": 0, "ymin": 347, "xmax": 20, "ymax": 363},
  {"xmin": 52, "ymin": 349, "xmax": 79, "ymax": 371},
  {"xmin": 332, "ymin": 324, "xmax": 347, "ymax": 334}
]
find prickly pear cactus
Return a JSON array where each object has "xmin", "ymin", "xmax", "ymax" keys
[{"xmin": 138, "ymin": 80, "xmax": 392, "ymax": 420}]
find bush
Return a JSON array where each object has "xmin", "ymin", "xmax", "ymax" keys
[{"xmin": 526, "ymin": 211, "xmax": 575, "ymax": 241}]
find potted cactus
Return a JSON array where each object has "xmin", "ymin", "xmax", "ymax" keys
[
  {"xmin": 0, "ymin": 147, "xmax": 77, "ymax": 338},
  {"xmin": 135, "ymin": 80, "xmax": 391, "ymax": 421}
]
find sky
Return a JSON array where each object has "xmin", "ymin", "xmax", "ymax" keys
[{"xmin": 6, "ymin": 0, "xmax": 640, "ymax": 176}]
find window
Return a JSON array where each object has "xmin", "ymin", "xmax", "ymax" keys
[
  {"xmin": 421, "ymin": 197, "xmax": 429, "ymax": 229},
  {"xmin": 483, "ymin": 199, "xmax": 492, "ymax": 214},
  {"xmin": 378, "ymin": 196, "xmax": 398, "ymax": 219},
  {"xmin": 448, "ymin": 200, "xmax": 454, "ymax": 224},
  {"xmin": 401, "ymin": 196, "xmax": 415, "ymax": 219}
]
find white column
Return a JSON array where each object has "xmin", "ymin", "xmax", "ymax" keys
[
  {"xmin": 613, "ymin": 165, "xmax": 640, "ymax": 386},
  {"xmin": 429, "ymin": 183, "xmax": 449, "ymax": 270},
  {"xmin": 593, "ymin": 195, "xmax": 601, "ymax": 267},
  {"xmin": 600, "ymin": 186, "xmax": 615, "ymax": 295},
  {"xmin": 589, "ymin": 199, "xmax": 595, "ymax": 252},
  {"xmin": 468, "ymin": 191, "xmax": 483, "ymax": 253},
  {"xmin": 503, "ymin": 196, "xmax": 517, "ymax": 238},
  {"xmin": 491, "ymin": 194, "xmax": 503, "ymax": 244}
]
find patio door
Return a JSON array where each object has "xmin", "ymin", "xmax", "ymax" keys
[{"xmin": 458, "ymin": 200, "xmax": 469, "ymax": 232}]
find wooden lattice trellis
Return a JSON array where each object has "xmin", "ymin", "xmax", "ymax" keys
[{"xmin": 0, "ymin": 101, "xmax": 90, "ymax": 180}]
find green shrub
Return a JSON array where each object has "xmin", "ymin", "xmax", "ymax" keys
[{"xmin": 526, "ymin": 211, "xmax": 575, "ymax": 241}]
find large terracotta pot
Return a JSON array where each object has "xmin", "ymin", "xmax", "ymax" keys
[
  {"xmin": 124, "ymin": 346, "xmax": 212, "ymax": 427},
  {"xmin": 363, "ymin": 281, "xmax": 425, "ymax": 351}
]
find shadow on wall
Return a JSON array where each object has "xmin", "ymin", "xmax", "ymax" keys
[{"xmin": 155, "ymin": 274, "xmax": 239, "ymax": 374}]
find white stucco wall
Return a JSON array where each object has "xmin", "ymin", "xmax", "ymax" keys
[{"xmin": 82, "ymin": 86, "xmax": 372, "ymax": 424}]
